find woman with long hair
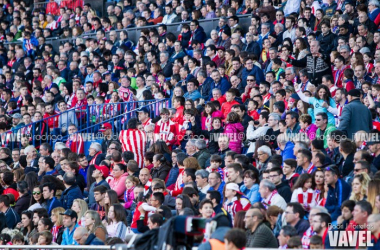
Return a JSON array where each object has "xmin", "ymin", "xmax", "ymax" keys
[
  {"xmin": 105, "ymin": 204, "xmax": 128, "ymax": 239},
  {"xmin": 15, "ymin": 210, "xmax": 34, "ymax": 239},
  {"xmin": 294, "ymin": 38, "xmax": 309, "ymax": 60},
  {"xmin": 312, "ymin": 168, "xmax": 326, "ymax": 206},
  {"xmin": 234, "ymin": 210, "xmax": 246, "ymax": 230},
  {"xmin": 313, "ymin": 9, "xmax": 324, "ymax": 32},
  {"xmin": 201, "ymin": 102, "xmax": 223, "ymax": 130},
  {"xmin": 349, "ymin": 173, "xmax": 371, "ymax": 202},
  {"xmin": 84, "ymin": 210, "xmax": 107, "ymax": 242},
  {"xmin": 150, "ymin": 154, "xmax": 171, "ymax": 181},
  {"xmin": 176, "ymin": 194, "xmax": 196, "ymax": 215},
  {"xmin": 296, "ymin": 84, "xmax": 336, "ymax": 125},
  {"xmin": 29, "ymin": 185, "xmax": 46, "ymax": 210},
  {"xmin": 104, "ymin": 190, "xmax": 120, "ymax": 221},
  {"xmin": 291, "ymin": 173, "xmax": 315, "ymax": 212},
  {"xmin": 367, "ymin": 179, "xmax": 380, "ymax": 214},
  {"xmin": 350, "ymin": 53, "xmax": 365, "ymax": 70},
  {"xmin": 148, "ymin": 141, "xmax": 172, "ymax": 163},
  {"xmin": 71, "ymin": 199, "xmax": 88, "ymax": 226},
  {"xmin": 201, "ymin": 117, "xmax": 224, "ymax": 154},
  {"xmin": 51, "ymin": 207, "xmax": 65, "ymax": 244}
]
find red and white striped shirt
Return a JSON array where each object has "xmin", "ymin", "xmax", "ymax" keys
[
  {"xmin": 154, "ymin": 119, "xmax": 177, "ymax": 146},
  {"xmin": 65, "ymin": 134, "xmax": 84, "ymax": 154},
  {"xmin": 119, "ymin": 129, "xmax": 147, "ymax": 168}
]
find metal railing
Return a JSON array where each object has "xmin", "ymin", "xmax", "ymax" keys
[{"xmin": 2, "ymin": 99, "xmax": 170, "ymax": 150}]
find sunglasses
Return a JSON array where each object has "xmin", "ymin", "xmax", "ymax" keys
[{"xmin": 33, "ymin": 192, "xmax": 41, "ymax": 195}]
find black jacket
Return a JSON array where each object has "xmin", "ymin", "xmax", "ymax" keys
[
  {"xmin": 14, "ymin": 193, "xmax": 31, "ymax": 215},
  {"xmin": 161, "ymin": 62, "xmax": 173, "ymax": 78},
  {"xmin": 276, "ymin": 181, "xmax": 292, "ymax": 203},
  {"xmin": 150, "ymin": 164, "xmax": 171, "ymax": 181},
  {"xmin": 317, "ymin": 31, "xmax": 336, "ymax": 54},
  {"xmin": 288, "ymin": 53, "xmax": 332, "ymax": 86}
]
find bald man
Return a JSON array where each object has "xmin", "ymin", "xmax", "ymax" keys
[
  {"xmin": 73, "ymin": 226, "xmax": 104, "ymax": 245},
  {"xmin": 245, "ymin": 208, "xmax": 278, "ymax": 248}
]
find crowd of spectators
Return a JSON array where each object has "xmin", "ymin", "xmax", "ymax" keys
[{"xmin": 1, "ymin": 0, "xmax": 380, "ymax": 249}]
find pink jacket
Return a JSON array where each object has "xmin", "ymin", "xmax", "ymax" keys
[
  {"xmin": 224, "ymin": 122, "xmax": 244, "ymax": 153},
  {"xmin": 109, "ymin": 172, "xmax": 129, "ymax": 200},
  {"xmin": 300, "ymin": 124, "xmax": 318, "ymax": 141},
  {"xmin": 124, "ymin": 186, "xmax": 135, "ymax": 209},
  {"xmin": 201, "ymin": 110, "xmax": 223, "ymax": 130}
]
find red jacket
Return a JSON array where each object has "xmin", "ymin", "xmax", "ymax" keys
[
  {"xmin": 46, "ymin": 2, "xmax": 60, "ymax": 16},
  {"xmin": 221, "ymin": 100, "xmax": 239, "ymax": 121},
  {"xmin": 43, "ymin": 112, "xmax": 59, "ymax": 129},
  {"xmin": 172, "ymin": 106, "xmax": 184, "ymax": 125}
]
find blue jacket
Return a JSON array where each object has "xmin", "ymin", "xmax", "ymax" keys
[
  {"xmin": 209, "ymin": 181, "xmax": 225, "ymax": 203},
  {"xmin": 46, "ymin": 197, "xmax": 62, "ymax": 215},
  {"xmin": 368, "ymin": 8, "xmax": 380, "ymax": 22},
  {"xmin": 281, "ymin": 141, "xmax": 296, "ymax": 161},
  {"xmin": 85, "ymin": 233, "xmax": 105, "ymax": 245},
  {"xmin": 22, "ymin": 37, "xmax": 38, "ymax": 52},
  {"xmin": 166, "ymin": 165, "xmax": 179, "ymax": 187},
  {"xmin": 61, "ymin": 223, "xmax": 79, "ymax": 245},
  {"xmin": 241, "ymin": 65, "xmax": 264, "ymax": 87},
  {"xmin": 60, "ymin": 184, "xmax": 83, "ymax": 209},
  {"xmin": 240, "ymin": 183, "xmax": 261, "ymax": 204},
  {"xmin": 325, "ymin": 179, "xmax": 351, "ymax": 221},
  {"xmin": 183, "ymin": 90, "xmax": 201, "ymax": 100},
  {"xmin": 209, "ymin": 78, "xmax": 231, "ymax": 100},
  {"xmin": 192, "ymin": 26, "xmax": 207, "ymax": 43},
  {"xmin": 5, "ymin": 207, "xmax": 20, "ymax": 229}
]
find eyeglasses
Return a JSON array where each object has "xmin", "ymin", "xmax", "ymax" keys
[
  {"xmin": 315, "ymin": 119, "xmax": 322, "ymax": 121},
  {"xmin": 33, "ymin": 192, "xmax": 41, "ymax": 195},
  {"xmin": 247, "ymin": 79, "xmax": 255, "ymax": 81}
]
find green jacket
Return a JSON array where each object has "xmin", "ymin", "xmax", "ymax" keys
[{"xmin": 316, "ymin": 123, "xmax": 336, "ymax": 149}]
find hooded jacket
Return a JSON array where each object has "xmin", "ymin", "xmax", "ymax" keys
[{"xmin": 224, "ymin": 122, "xmax": 244, "ymax": 153}]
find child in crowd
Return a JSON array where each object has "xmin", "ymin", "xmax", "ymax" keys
[
  {"xmin": 247, "ymin": 98, "xmax": 259, "ymax": 120},
  {"xmin": 130, "ymin": 192, "xmax": 156, "ymax": 234},
  {"xmin": 224, "ymin": 112, "xmax": 244, "ymax": 154},
  {"xmin": 206, "ymin": 154, "xmax": 225, "ymax": 181},
  {"xmin": 11, "ymin": 234, "xmax": 24, "ymax": 245},
  {"xmin": 309, "ymin": 235, "xmax": 323, "ymax": 249},
  {"xmin": 291, "ymin": 173, "xmax": 315, "ymax": 212},
  {"xmin": 37, "ymin": 231, "xmax": 53, "ymax": 245},
  {"xmin": 199, "ymin": 199, "xmax": 214, "ymax": 219},
  {"xmin": 223, "ymin": 183, "xmax": 243, "ymax": 225},
  {"xmin": 124, "ymin": 176, "xmax": 139, "ymax": 209}
]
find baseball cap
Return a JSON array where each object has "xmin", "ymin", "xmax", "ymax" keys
[
  {"xmin": 94, "ymin": 165, "xmax": 110, "ymax": 178},
  {"xmin": 347, "ymin": 89, "xmax": 361, "ymax": 98},
  {"xmin": 12, "ymin": 113, "xmax": 22, "ymax": 119},
  {"xmin": 60, "ymin": 209, "xmax": 78, "ymax": 219},
  {"xmin": 99, "ymin": 123, "xmax": 112, "ymax": 132},
  {"xmin": 225, "ymin": 183, "xmax": 242, "ymax": 194},
  {"xmin": 137, "ymin": 107, "xmax": 150, "ymax": 114},
  {"xmin": 290, "ymin": 93, "xmax": 301, "ymax": 101}
]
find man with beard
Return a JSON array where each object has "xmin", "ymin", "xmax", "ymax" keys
[
  {"xmin": 323, "ymin": 88, "xmax": 347, "ymax": 127},
  {"xmin": 311, "ymin": 213, "xmax": 332, "ymax": 248},
  {"xmin": 259, "ymin": 81, "xmax": 271, "ymax": 106}
]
